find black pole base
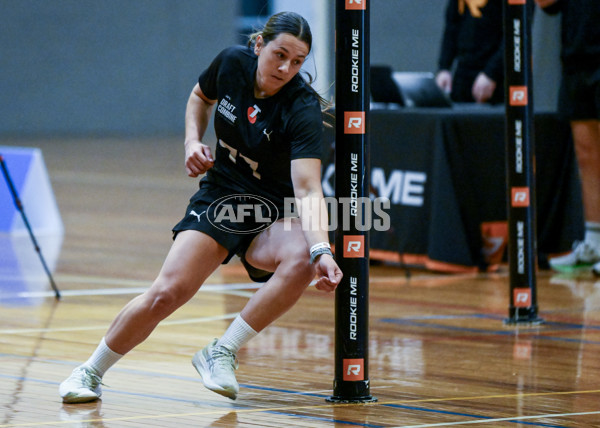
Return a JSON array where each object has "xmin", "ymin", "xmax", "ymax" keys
[
  {"xmin": 504, "ymin": 306, "xmax": 543, "ymax": 325},
  {"xmin": 326, "ymin": 380, "xmax": 377, "ymax": 403},
  {"xmin": 326, "ymin": 395, "xmax": 378, "ymax": 404},
  {"xmin": 504, "ymin": 317, "xmax": 544, "ymax": 326}
]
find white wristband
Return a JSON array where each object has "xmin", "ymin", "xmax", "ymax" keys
[
  {"xmin": 310, "ymin": 242, "xmax": 332, "ymax": 264},
  {"xmin": 309, "ymin": 242, "xmax": 331, "ymax": 254}
]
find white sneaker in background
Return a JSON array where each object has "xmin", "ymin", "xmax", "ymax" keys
[
  {"xmin": 549, "ymin": 241, "xmax": 600, "ymax": 273},
  {"xmin": 593, "ymin": 261, "xmax": 600, "ymax": 277}
]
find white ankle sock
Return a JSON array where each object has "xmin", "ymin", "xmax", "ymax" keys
[
  {"xmin": 82, "ymin": 337, "xmax": 123, "ymax": 377},
  {"xmin": 216, "ymin": 315, "xmax": 258, "ymax": 354},
  {"xmin": 585, "ymin": 222, "xmax": 600, "ymax": 249}
]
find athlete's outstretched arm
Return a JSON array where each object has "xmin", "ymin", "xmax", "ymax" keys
[
  {"xmin": 184, "ymin": 83, "xmax": 216, "ymax": 177},
  {"xmin": 291, "ymin": 158, "xmax": 343, "ymax": 292}
]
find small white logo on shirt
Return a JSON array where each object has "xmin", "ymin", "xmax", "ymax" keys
[
  {"xmin": 263, "ymin": 129, "xmax": 273, "ymax": 141},
  {"xmin": 217, "ymin": 97, "xmax": 237, "ymax": 124},
  {"xmin": 189, "ymin": 210, "xmax": 205, "ymax": 222}
]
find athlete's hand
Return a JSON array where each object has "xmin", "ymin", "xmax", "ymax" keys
[
  {"xmin": 314, "ymin": 254, "xmax": 343, "ymax": 292},
  {"xmin": 185, "ymin": 140, "xmax": 214, "ymax": 177}
]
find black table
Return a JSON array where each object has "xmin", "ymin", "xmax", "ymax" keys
[{"xmin": 322, "ymin": 106, "xmax": 584, "ymax": 272}]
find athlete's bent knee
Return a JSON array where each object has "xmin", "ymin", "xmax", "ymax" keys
[{"xmin": 144, "ymin": 287, "xmax": 188, "ymax": 318}]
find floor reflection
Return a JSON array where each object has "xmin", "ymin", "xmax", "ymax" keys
[{"xmin": 60, "ymin": 401, "xmax": 105, "ymax": 428}]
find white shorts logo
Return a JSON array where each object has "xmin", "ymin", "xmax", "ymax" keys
[{"xmin": 207, "ymin": 194, "xmax": 278, "ymax": 234}]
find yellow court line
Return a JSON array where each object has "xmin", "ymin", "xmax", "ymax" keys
[
  {"xmin": 399, "ymin": 410, "xmax": 600, "ymax": 427},
  {"xmin": 2, "ymin": 389, "xmax": 599, "ymax": 427}
]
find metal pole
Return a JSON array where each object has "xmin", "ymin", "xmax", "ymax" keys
[
  {"xmin": 327, "ymin": 0, "xmax": 376, "ymax": 403},
  {"xmin": 0, "ymin": 154, "xmax": 61, "ymax": 300},
  {"xmin": 503, "ymin": 0, "xmax": 541, "ymax": 324}
]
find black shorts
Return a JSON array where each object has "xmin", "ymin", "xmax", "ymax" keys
[
  {"xmin": 558, "ymin": 67, "xmax": 600, "ymax": 121},
  {"xmin": 172, "ymin": 180, "xmax": 278, "ymax": 282}
]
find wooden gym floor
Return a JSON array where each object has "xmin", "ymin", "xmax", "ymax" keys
[{"xmin": 1, "ymin": 138, "xmax": 600, "ymax": 427}]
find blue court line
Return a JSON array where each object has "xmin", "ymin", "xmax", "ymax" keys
[
  {"xmin": 0, "ymin": 372, "xmax": 380, "ymax": 427},
  {"xmin": 390, "ymin": 313, "xmax": 600, "ymax": 330},
  {"xmin": 242, "ymin": 383, "xmax": 328, "ymax": 398},
  {"xmin": 383, "ymin": 404, "xmax": 568, "ymax": 428},
  {"xmin": 0, "ymin": 372, "xmax": 227, "ymax": 406},
  {"xmin": 0, "ymin": 372, "xmax": 580, "ymax": 428},
  {"xmin": 265, "ymin": 411, "xmax": 385, "ymax": 427},
  {"xmin": 478, "ymin": 313, "xmax": 600, "ymax": 331},
  {"xmin": 0, "ymin": 354, "xmax": 330, "ymax": 399},
  {"xmin": 265, "ymin": 400, "xmax": 570, "ymax": 427},
  {"xmin": 0, "ymin": 357, "xmax": 584, "ymax": 428},
  {"xmin": 0, "ymin": 354, "xmax": 330, "ymax": 400},
  {"xmin": 379, "ymin": 314, "xmax": 600, "ymax": 345}
]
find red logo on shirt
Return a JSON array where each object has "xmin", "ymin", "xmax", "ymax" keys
[{"xmin": 247, "ymin": 105, "xmax": 261, "ymax": 124}]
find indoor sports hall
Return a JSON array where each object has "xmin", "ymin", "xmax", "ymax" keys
[{"xmin": 2, "ymin": 1, "xmax": 599, "ymax": 426}]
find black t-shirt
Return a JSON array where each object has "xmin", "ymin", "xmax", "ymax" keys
[
  {"xmin": 198, "ymin": 45, "xmax": 323, "ymax": 208},
  {"xmin": 437, "ymin": 0, "xmax": 504, "ymax": 82},
  {"xmin": 540, "ymin": 0, "xmax": 600, "ymax": 73}
]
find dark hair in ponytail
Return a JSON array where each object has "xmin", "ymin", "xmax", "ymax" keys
[
  {"xmin": 248, "ymin": 11, "xmax": 332, "ymax": 124},
  {"xmin": 248, "ymin": 11, "xmax": 312, "ymax": 52}
]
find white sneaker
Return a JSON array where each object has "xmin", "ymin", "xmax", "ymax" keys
[
  {"xmin": 59, "ymin": 366, "xmax": 103, "ymax": 403},
  {"xmin": 593, "ymin": 261, "xmax": 600, "ymax": 277},
  {"xmin": 549, "ymin": 241, "xmax": 600, "ymax": 273},
  {"xmin": 192, "ymin": 339, "xmax": 239, "ymax": 399}
]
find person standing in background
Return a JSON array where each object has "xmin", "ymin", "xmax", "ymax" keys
[
  {"xmin": 534, "ymin": 0, "xmax": 600, "ymax": 275},
  {"xmin": 435, "ymin": 0, "xmax": 504, "ymax": 104}
]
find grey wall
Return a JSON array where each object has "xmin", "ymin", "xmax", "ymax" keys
[
  {"xmin": 372, "ymin": 0, "xmax": 446, "ymax": 72},
  {"xmin": 0, "ymin": 0, "xmax": 237, "ymax": 137},
  {"xmin": 0, "ymin": 0, "xmax": 561, "ymax": 137}
]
